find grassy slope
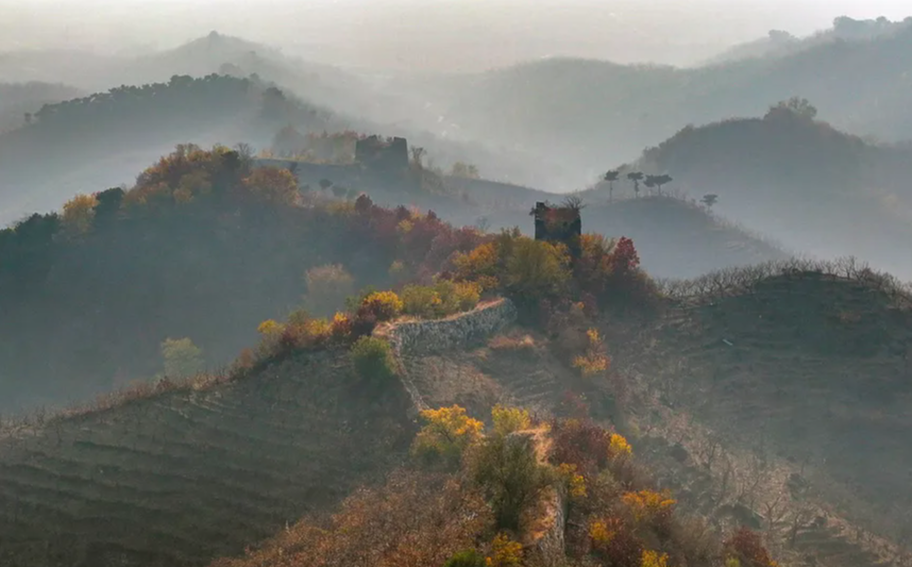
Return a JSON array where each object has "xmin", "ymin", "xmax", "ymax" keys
[
  {"xmin": 393, "ymin": 309, "xmax": 899, "ymax": 567},
  {"xmin": 0, "ymin": 351, "xmax": 415, "ymax": 567},
  {"xmin": 605, "ymin": 268, "xmax": 912, "ymax": 556}
]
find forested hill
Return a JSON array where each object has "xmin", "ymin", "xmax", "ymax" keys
[
  {"xmin": 0, "ymin": 74, "xmax": 341, "ymax": 222},
  {"xmin": 430, "ymin": 21, "xmax": 912, "ymax": 186},
  {"xmin": 0, "ymin": 145, "xmax": 491, "ymax": 412},
  {"xmin": 625, "ymin": 103, "xmax": 912, "ymax": 277}
]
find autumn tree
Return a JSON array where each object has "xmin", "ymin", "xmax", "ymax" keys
[
  {"xmin": 470, "ymin": 429, "xmax": 554, "ymax": 530},
  {"xmin": 160, "ymin": 337, "xmax": 204, "ymax": 378},
  {"xmin": 241, "ymin": 166, "xmax": 299, "ymax": 205},
  {"xmin": 412, "ymin": 405, "xmax": 485, "ymax": 467},
  {"xmin": 61, "ymin": 193, "xmax": 99, "ymax": 236},
  {"xmin": 491, "ymin": 405, "xmax": 532, "ymax": 437},
  {"xmin": 503, "ymin": 238, "xmax": 571, "ymax": 305}
]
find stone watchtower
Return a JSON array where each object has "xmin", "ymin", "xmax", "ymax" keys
[{"xmin": 532, "ymin": 201, "xmax": 582, "ymax": 258}]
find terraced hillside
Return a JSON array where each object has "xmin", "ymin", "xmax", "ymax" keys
[
  {"xmin": 604, "ymin": 267, "xmax": 912, "ymax": 564},
  {"xmin": 0, "ymin": 352, "xmax": 415, "ymax": 567}
]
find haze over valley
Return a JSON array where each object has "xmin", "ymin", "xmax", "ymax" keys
[{"xmin": 1, "ymin": 3, "xmax": 911, "ymax": 567}]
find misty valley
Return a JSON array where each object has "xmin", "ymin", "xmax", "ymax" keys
[{"xmin": 0, "ymin": 6, "xmax": 911, "ymax": 567}]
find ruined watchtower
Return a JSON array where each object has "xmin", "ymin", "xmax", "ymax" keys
[
  {"xmin": 532, "ymin": 201, "xmax": 582, "ymax": 258},
  {"xmin": 355, "ymin": 135, "xmax": 409, "ymax": 173}
]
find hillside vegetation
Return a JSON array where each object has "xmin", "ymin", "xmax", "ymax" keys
[
  {"xmin": 0, "ymin": 74, "xmax": 345, "ymax": 220},
  {"xmin": 0, "ymin": 145, "xmax": 490, "ymax": 411},
  {"xmin": 621, "ymin": 105, "xmax": 912, "ymax": 277}
]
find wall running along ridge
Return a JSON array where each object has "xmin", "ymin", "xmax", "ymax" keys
[{"xmin": 375, "ymin": 298, "xmax": 518, "ymax": 411}]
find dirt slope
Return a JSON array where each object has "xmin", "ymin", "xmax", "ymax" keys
[{"xmin": 0, "ymin": 352, "xmax": 415, "ymax": 567}]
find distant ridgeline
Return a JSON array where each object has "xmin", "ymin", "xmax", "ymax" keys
[{"xmin": 255, "ymin": 135, "xmax": 420, "ymax": 198}]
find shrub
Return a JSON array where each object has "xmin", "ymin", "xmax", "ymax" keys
[
  {"xmin": 548, "ymin": 418, "xmax": 611, "ymax": 475},
  {"xmin": 360, "ymin": 290, "xmax": 404, "ymax": 322},
  {"xmin": 330, "ymin": 312, "xmax": 353, "ymax": 343},
  {"xmin": 444, "ymin": 550, "xmax": 487, "ymax": 567},
  {"xmin": 412, "ymin": 405, "xmax": 485, "ymax": 467},
  {"xmin": 641, "ymin": 549, "xmax": 670, "ymax": 567},
  {"xmin": 589, "ymin": 517, "xmax": 644, "ymax": 567},
  {"xmin": 622, "ymin": 490, "xmax": 676, "ymax": 526},
  {"xmin": 558, "ymin": 463, "xmax": 588, "ymax": 499},
  {"xmin": 471, "ymin": 431, "xmax": 554, "ymax": 530},
  {"xmin": 609, "ymin": 433, "xmax": 633, "ymax": 460},
  {"xmin": 160, "ymin": 337, "xmax": 203, "ymax": 378},
  {"xmin": 401, "ymin": 280, "xmax": 482, "ymax": 319},
  {"xmin": 350, "ymin": 309, "xmax": 379, "ymax": 338},
  {"xmin": 724, "ymin": 528, "xmax": 778, "ymax": 567},
  {"xmin": 572, "ymin": 328, "xmax": 611, "ymax": 377},
  {"xmin": 487, "ymin": 533, "xmax": 523, "ymax": 567},
  {"xmin": 453, "ymin": 242, "xmax": 500, "ymax": 291},
  {"xmin": 491, "ymin": 404, "xmax": 531, "ymax": 437},
  {"xmin": 401, "ymin": 284, "xmax": 443, "ymax": 318},
  {"xmin": 350, "ymin": 336, "xmax": 397, "ymax": 384}
]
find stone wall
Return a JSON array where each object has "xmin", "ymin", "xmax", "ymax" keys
[
  {"xmin": 382, "ymin": 298, "xmax": 517, "ymax": 357},
  {"xmin": 375, "ymin": 298, "xmax": 517, "ymax": 413}
]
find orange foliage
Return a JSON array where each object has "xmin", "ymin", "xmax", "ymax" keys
[
  {"xmin": 724, "ymin": 528, "xmax": 779, "ymax": 567},
  {"xmin": 622, "ymin": 490, "xmax": 676, "ymax": 525},
  {"xmin": 242, "ymin": 167, "xmax": 300, "ymax": 206}
]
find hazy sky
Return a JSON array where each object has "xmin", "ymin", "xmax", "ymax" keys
[{"xmin": 2, "ymin": 0, "xmax": 911, "ymax": 70}]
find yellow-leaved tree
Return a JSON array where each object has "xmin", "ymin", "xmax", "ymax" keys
[
  {"xmin": 61, "ymin": 193, "xmax": 99, "ymax": 236},
  {"xmin": 491, "ymin": 405, "xmax": 531, "ymax": 437},
  {"xmin": 412, "ymin": 405, "xmax": 484, "ymax": 467}
]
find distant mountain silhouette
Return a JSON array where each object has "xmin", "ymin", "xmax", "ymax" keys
[
  {"xmin": 622, "ymin": 106, "xmax": 912, "ymax": 277},
  {"xmin": 427, "ymin": 19, "xmax": 912, "ymax": 188}
]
